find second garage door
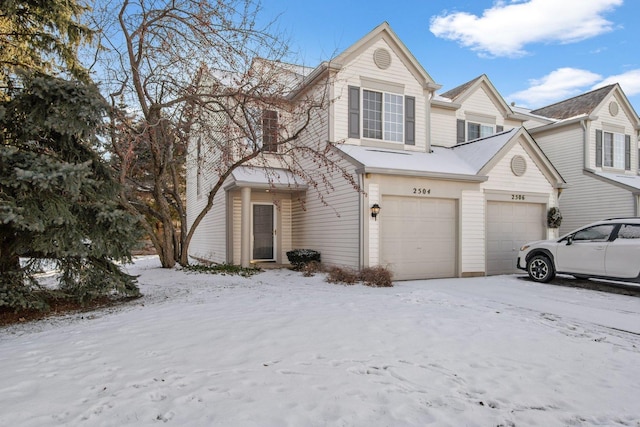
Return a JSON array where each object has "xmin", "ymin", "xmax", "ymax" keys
[
  {"xmin": 381, "ymin": 196, "xmax": 457, "ymax": 280},
  {"xmin": 486, "ymin": 201, "xmax": 545, "ymax": 275}
]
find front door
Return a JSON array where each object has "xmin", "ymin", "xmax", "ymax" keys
[{"xmin": 253, "ymin": 204, "xmax": 274, "ymax": 260}]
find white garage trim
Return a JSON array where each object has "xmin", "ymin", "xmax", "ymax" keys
[{"xmin": 380, "ymin": 196, "xmax": 458, "ymax": 280}]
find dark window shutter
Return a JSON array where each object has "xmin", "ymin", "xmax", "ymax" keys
[
  {"xmin": 262, "ymin": 110, "xmax": 278, "ymax": 152},
  {"xmin": 404, "ymin": 96, "xmax": 415, "ymax": 145},
  {"xmin": 348, "ymin": 86, "xmax": 360, "ymax": 138},
  {"xmin": 456, "ymin": 119, "xmax": 465, "ymax": 144},
  {"xmin": 595, "ymin": 129, "xmax": 602, "ymax": 167},
  {"xmin": 496, "ymin": 125, "xmax": 504, "ymax": 133},
  {"xmin": 625, "ymin": 134, "xmax": 631, "ymax": 170}
]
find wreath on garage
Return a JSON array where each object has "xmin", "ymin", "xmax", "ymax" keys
[{"xmin": 547, "ymin": 207, "xmax": 562, "ymax": 228}]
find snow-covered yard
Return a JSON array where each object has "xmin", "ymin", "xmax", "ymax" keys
[{"xmin": 1, "ymin": 256, "xmax": 639, "ymax": 426}]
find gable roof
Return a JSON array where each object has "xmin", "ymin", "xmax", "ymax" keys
[
  {"xmin": 439, "ymin": 76, "xmax": 484, "ymax": 101},
  {"xmin": 335, "ymin": 127, "xmax": 565, "ymax": 187},
  {"xmin": 331, "ymin": 22, "xmax": 440, "ymax": 91},
  {"xmin": 530, "ymin": 84, "xmax": 615, "ymax": 120},
  {"xmin": 435, "ymin": 74, "xmax": 521, "ymax": 120}
]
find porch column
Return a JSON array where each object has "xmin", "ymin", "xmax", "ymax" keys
[{"xmin": 240, "ymin": 186, "xmax": 251, "ymax": 268}]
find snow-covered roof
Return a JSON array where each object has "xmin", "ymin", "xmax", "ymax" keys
[
  {"xmin": 589, "ymin": 170, "xmax": 640, "ymax": 191},
  {"xmin": 224, "ymin": 166, "xmax": 307, "ymax": 190},
  {"xmin": 452, "ymin": 128, "xmax": 518, "ymax": 173},
  {"xmin": 336, "ymin": 130, "xmax": 526, "ymax": 180},
  {"xmin": 336, "ymin": 145, "xmax": 480, "ymax": 180}
]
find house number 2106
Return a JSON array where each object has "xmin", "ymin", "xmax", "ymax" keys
[{"xmin": 413, "ymin": 188, "xmax": 431, "ymax": 195}]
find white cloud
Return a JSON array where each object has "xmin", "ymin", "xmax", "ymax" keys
[
  {"xmin": 508, "ymin": 68, "xmax": 602, "ymax": 107},
  {"xmin": 429, "ymin": 0, "xmax": 622, "ymax": 57},
  {"xmin": 593, "ymin": 69, "xmax": 640, "ymax": 96}
]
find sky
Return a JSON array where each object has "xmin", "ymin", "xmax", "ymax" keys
[
  {"xmin": 1, "ymin": 256, "xmax": 639, "ymax": 425},
  {"xmin": 258, "ymin": 0, "xmax": 640, "ymax": 113}
]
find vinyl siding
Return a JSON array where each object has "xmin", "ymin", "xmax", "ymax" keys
[
  {"xmin": 590, "ymin": 92, "xmax": 637, "ymax": 172},
  {"xmin": 430, "ymin": 106, "xmax": 457, "ymax": 147},
  {"xmin": 185, "ymin": 130, "xmax": 227, "ymax": 263},
  {"xmin": 333, "ymin": 38, "xmax": 427, "ymax": 151},
  {"xmin": 533, "ymin": 100, "xmax": 637, "ymax": 234},
  {"xmin": 460, "ymin": 190, "xmax": 485, "ymax": 274},
  {"xmin": 291, "ymin": 160, "xmax": 360, "ymax": 268}
]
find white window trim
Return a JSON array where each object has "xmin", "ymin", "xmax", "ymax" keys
[{"xmin": 362, "ymin": 88, "xmax": 404, "ymax": 143}]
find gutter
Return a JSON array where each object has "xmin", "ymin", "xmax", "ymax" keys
[{"xmin": 355, "ymin": 167, "xmax": 488, "ymax": 182}]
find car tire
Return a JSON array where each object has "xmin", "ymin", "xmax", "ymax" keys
[{"xmin": 527, "ymin": 255, "xmax": 555, "ymax": 283}]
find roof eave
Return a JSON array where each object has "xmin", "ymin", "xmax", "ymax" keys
[{"xmin": 357, "ymin": 166, "xmax": 488, "ymax": 182}]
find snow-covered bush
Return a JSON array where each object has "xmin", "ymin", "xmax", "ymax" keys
[{"xmin": 286, "ymin": 249, "xmax": 321, "ymax": 270}]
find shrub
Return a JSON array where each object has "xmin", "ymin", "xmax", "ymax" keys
[
  {"xmin": 359, "ymin": 266, "xmax": 393, "ymax": 287},
  {"xmin": 286, "ymin": 249, "xmax": 321, "ymax": 270},
  {"xmin": 326, "ymin": 266, "xmax": 359, "ymax": 285},
  {"xmin": 182, "ymin": 263, "xmax": 261, "ymax": 277},
  {"xmin": 302, "ymin": 261, "xmax": 323, "ymax": 277}
]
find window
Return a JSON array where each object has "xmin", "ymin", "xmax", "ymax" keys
[
  {"xmin": 467, "ymin": 122, "xmax": 494, "ymax": 140},
  {"xmin": 596, "ymin": 129, "xmax": 630, "ymax": 170},
  {"xmin": 359, "ymin": 89, "xmax": 406, "ymax": 143},
  {"xmin": 262, "ymin": 110, "xmax": 278, "ymax": 153},
  {"xmin": 348, "ymin": 86, "xmax": 414, "ymax": 144},
  {"xmin": 617, "ymin": 224, "xmax": 640, "ymax": 239},
  {"xmin": 573, "ymin": 224, "xmax": 615, "ymax": 242}
]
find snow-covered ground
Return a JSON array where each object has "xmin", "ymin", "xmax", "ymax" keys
[{"xmin": 1, "ymin": 256, "xmax": 639, "ymax": 426}]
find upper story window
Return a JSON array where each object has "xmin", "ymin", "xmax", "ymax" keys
[
  {"xmin": 349, "ymin": 86, "xmax": 415, "ymax": 145},
  {"xmin": 457, "ymin": 119, "xmax": 503, "ymax": 143},
  {"xmin": 262, "ymin": 110, "xmax": 278, "ymax": 153},
  {"xmin": 596, "ymin": 129, "xmax": 630, "ymax": 170}
]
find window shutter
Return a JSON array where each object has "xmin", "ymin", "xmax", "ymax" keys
[
  {"xmin": 262, "ymin": 110, "xmax": 278, "ymax": 152},
  {"xmin": 456, "ymin": 119, "xmax": 465, "ymax": 144},
  {"xmin": 496, "ymin": 125, "xmax": 504, "ymax": 133},
  {"xmin": 348, "ymin": 86, "xmax": 360, "ymax": 138},
  {"xmin": 404, "ymin": 96, "xmax": 415, "ymax": 145},
  {"xmin": 595, "ymin": 129, "xmax": 602, "ymax": 167},
  {"xmin": 625, "ymin": 134, "xmax": 631, "ymax": 170}
]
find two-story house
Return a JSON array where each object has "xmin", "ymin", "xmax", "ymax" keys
[
  {"xmin": 520, "ymin": 85, "xmax": 640, "ymax": 234},
  {"xmin": 186, "ymin": 22, "xmax": 565, "ymax": 280}
]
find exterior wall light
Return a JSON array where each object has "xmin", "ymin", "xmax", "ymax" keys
[{"xmin": 370, "ymin": 203, "xmax": 381, "ymax": 220}]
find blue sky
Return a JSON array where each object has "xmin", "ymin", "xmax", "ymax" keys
[{"xmin": 259, "ymin": 0, "xmax": 639, "ymax": 113}]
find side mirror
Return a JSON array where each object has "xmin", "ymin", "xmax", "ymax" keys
[{"xmin": 566, "ymin": 235, "xmax": 573, "ymax": 245}]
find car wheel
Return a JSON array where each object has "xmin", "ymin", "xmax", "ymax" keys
[{"xmin": 527, "ymin": 255, "xmax": 555, "ymax": 283}]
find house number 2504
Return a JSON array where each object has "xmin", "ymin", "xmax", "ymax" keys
[
  {"xmin": 413, "ymin": 188, "xmax": 431, "ymax": 195},
  {"xmin": 512, "ymin": 194, "xmax": 526, "ymax": 200}
]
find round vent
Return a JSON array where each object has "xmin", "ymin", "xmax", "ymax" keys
[
  {"xmin": 373, "ymin": 48, "xmax": 391, "ymax": 70},
  {"xmin": 609, "ymin": 101, "xmax": 619, "ymax": 116},
  {"xmin": 511, "ymin": 155, "xmax": 527, "ymax": 177}
]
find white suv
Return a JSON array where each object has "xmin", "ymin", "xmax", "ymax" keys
[{"xmin": 517, "ymin": 218, "xmax": 640, "ymax": 283}]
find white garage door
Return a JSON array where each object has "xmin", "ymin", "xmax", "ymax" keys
[
  {"xmin": 487, "ymin": 201, "xmax": 545, "ymax": 275},
  {"xmin": 381, "ymin": 196, "xmax": 457, "ymax": 280}
]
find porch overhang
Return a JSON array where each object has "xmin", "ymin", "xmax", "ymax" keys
[
  {"xmin": 585, "ymin": 169, "xmax": 640, "ymax": 193},
  {"xmin": 223, "ymin": 166, "xmax": 308, "ymax": 192}
]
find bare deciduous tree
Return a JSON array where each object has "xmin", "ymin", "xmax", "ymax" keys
[{"xmin": 91, "ymin": 0, "xmax": 358, "ymax": 267}]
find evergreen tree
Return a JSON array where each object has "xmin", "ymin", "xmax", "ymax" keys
[{"xmin": 0, "ymin": 1, "xmax": 141, "ymax": 310}]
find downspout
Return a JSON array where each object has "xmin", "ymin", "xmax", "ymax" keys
[
  {"xmin": 581, "ymin": 119, "xmax": 589, "ymax": 169},
  {"xmin": 425, "ymin": 90, "xmax": 432, "ymax": 153},
  {"xmin": 359, "ymin": 173, "xmax": 364, "ymax": 269}
]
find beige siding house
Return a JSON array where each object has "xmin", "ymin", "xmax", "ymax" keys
[
  {"xmin": 186, "ymin": 22, "xmax": 565, "ymax": 280},
  {"xmin": 524, "ymin": 85, "xmax": 640, "ymax": 234}
]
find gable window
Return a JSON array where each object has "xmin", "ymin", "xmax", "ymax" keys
[
  {"xmin": 596, "ymin": 129, "xmax": 630, "ymax": 170},
  {"xmin": 262, "ymin": 110, "xmax": 278, "ymax": 153},
  {"xmin": 457, "ymin": 119, "xmax": 503, "ymax": 143},
  {"xmin": 349, "ymin": 86, "xmax": 415, "ymax": 145},
  {"xmin": 467, "ymin": 122, "xmax": 494, "ymax": 140}
]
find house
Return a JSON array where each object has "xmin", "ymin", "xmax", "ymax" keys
[
  {"xmin": 186, "ymin": 22, "xmax": 565, "ymax": 280},
  {"xmin": 522, "ymin": 85, "xmax": 640, "ymax": 234}
]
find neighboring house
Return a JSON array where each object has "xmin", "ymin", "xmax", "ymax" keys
[
  {"xmin": 186, "ymin": 22, "xmax": 565, "ymax": 280},
  {"xmin": 523, "ymin": 85, "xmax": 640, "ymax": 234}
]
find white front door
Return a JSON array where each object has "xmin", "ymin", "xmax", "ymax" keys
[{"xmin": 252, "ymin": 204, "xmax": 275, "ymax": 261}]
